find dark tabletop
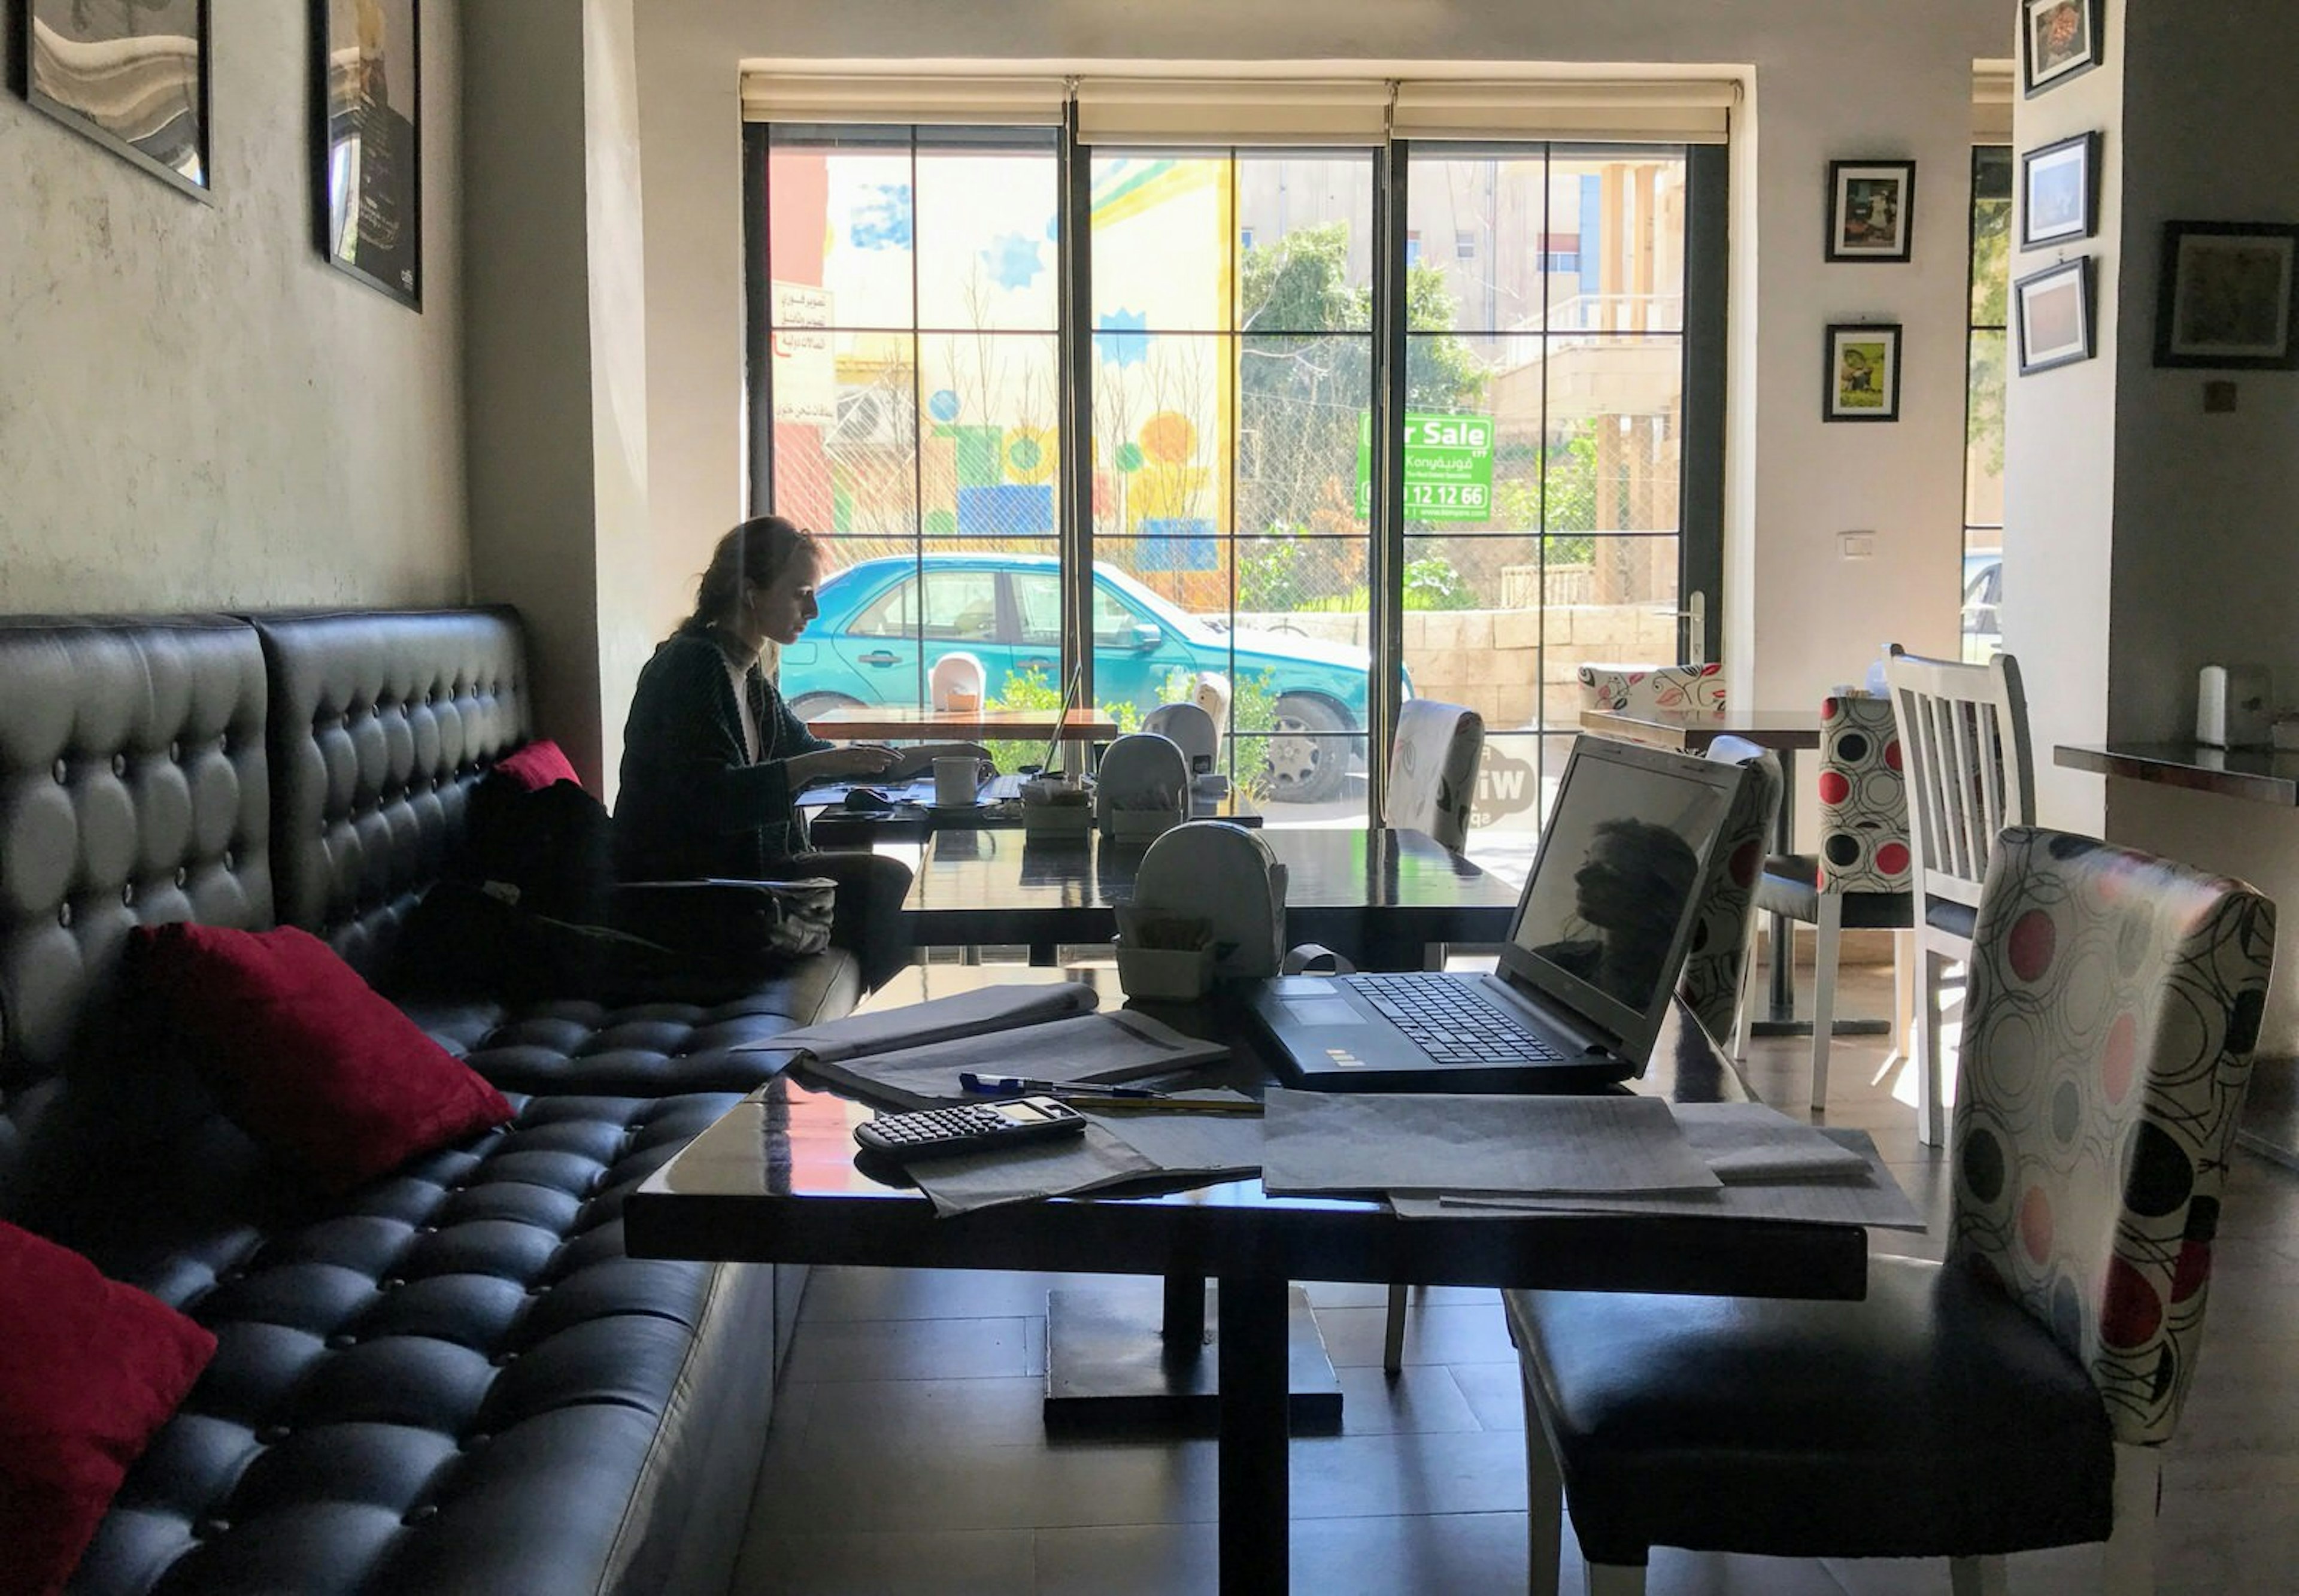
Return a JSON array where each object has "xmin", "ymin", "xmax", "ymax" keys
[
  {"xmin": 625, "ymin": 965, "xmax": 1868, "ymax": 1302},
  {"xmin": 897, "ymin": 824, "xmax": 1522, "ymax": 957},
  {"xmin": 2055, "ymin": 740, "xmax": 2299, "ymax": 806}
]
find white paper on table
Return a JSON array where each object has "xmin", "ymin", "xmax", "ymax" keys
[
  {"xmin": 1673, "ymin": 1103, "xmax": 1873, "ymax": 1182},
  {"xmin": 800, "ymin": 1010, "xmax": 1229, "ymax": 1110},
  {"xmin": 909, "ymin": 1091, "xmax": 1263, "ymax": 1217},
  {"xmin": 732, "ymin": 980, "xmax": 1098, "ymax": 1064},
  {"xmin": 1258, "ymin": 1089, "xmax": 1719, "ymax": 1197},
  {"xmin": 1387, "ymin": 1127, "xmax": 1927, "ymax": 1231}
]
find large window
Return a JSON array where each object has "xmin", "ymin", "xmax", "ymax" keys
[
  {"xmin": 1962, "ymin": 145, "xmax": 2011, "ymax": 663},
  {"xmin": 747, "ymin": 95, "xmax": 1724, "ymax": 865}
]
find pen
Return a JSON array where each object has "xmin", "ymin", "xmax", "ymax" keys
[{"xmin": 960, "ymin": 1072, "xmax": 1161, "ymax": 1099}]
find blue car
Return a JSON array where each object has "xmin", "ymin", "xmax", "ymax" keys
[{"xmin": 778, "ymin": 553, "xmax": 1382, "ymax": 801}]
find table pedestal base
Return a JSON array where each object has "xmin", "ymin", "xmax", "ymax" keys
[{"xmin": 1042, "ymin": 1282, "xmax": 1343, "ymax": 1434}]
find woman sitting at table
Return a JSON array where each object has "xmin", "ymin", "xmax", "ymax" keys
[{"xmin": 615, "ymin": 515, "xmax": 966, "ymax": 990}]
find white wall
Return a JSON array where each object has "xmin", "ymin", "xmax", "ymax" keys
[
  {"xmin": 462, "ymin": 0, "xmax": 654, "ymax": 792},
  {"xmin": 0, "ymin": 1, "xmax": 466, "ymax": 611},
  {"xmin": 2071, "ymin": 0, "xmax": 2299, "ymax": 1046},
  {"xmin": 633, "ymin": 0, "xmax": 2002, "ymax": 759}
]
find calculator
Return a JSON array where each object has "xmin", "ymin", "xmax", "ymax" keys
[{"xmin": 853, "ymin": 1096, "xmax": 1090, "ymax": 1161}]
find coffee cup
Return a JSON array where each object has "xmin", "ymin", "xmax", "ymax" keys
[{"xmin": 934, "ymin": 755, "xmax": 981, "ymax": 806}]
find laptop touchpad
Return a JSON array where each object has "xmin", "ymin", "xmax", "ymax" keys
[{"xmin": 1284, "ymin": 999, "xmax": 1364, "ymax": 1026}]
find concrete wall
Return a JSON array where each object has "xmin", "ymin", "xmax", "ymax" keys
[
  {"xmin": 462, "ymin": 0, "xmax": 652, "ymax": 792},
  {"xmin": 0, "ymin": 1, "xmax": 466, "ymax": 611},
  {"xmin": 633, "ymin": 0, "xmax": 2003, "ymax": 771},
  {"xmin": 2019, "ymin": 0, "xmax": 2299, "ymax": 1047}
]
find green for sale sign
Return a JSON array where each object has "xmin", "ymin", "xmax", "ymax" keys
[{"xmin": 1355, "ymin": 412, "xmax": 1495, "ymax": 521}]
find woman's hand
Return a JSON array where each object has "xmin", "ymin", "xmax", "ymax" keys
[{"xmin": 789, "ymin": 744, "xmax": 903, "ymax": 786}]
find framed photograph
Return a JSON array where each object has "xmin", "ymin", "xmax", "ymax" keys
[
  {"xmin": 1826, "ymin": 161, "xmax": 1915, "ymax": 263},
  {"xmin": 2015, "ymin": 257, "xmax": 2096, "ymax": 375},
  {"xmin": 2022, "ymin": 0, "xmax": 2104, "ymax": 96},
  {"xmin": 2020, "ymin": 131, "xmax": 2100, "ymax": 250},
  {"xmin": 2154, "ymin": 222, "xmax": 2299, "ymax": 370},
  {"xmin": 21, "ymin": 0, "xmax": 210, "ymax": 198},
  {"xmin": 1823, "ymin": 323, "xmax": 1902, "ymax": 422},
  {"xmin": 315, "ymin": 0, "xmax": 421, "ymax": 309}
]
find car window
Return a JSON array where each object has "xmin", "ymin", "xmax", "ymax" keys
[
  {"xmin": 846, "ymin": 575, "xmax": 916, "ymax": 639},
  {"xmin": 1015, "ymin": 570, "xmax": 1142, "ymax": 647},
  {"xmin": 1012, "ymin": 571, "xmax": 1062, "ymax": 647},
  {"xmin": 845, "ymin": 570, "xmax": 999, "ymax": 642},
  {"xmin": 920, "ymin": 570, "xmax": 999, "ymax": 641}
]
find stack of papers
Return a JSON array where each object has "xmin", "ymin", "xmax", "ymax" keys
[
  {"xmin": 736, "ymin": 980, "xmax": 1099, "ymax": 1069},
  {"xmin": 1261, "ymin": 1090, "xmax": 1719, "ymax": 1197},
  {"xmin": 798, "ymin": 1008, "xmax": 1230, "ymax": 1112},
  {"xmin": 906, "ymin": 1091, "xmax": 1264, "ymax": 1218}
]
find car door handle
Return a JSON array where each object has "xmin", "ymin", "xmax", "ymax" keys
[{"xmin": 857, "ymin": 651, "xmax": 902, "ymax": 667}]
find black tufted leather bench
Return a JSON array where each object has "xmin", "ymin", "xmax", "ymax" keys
[{"xmin": 0, "ymin": 612, "xmax": 859, "ymax": 1596}]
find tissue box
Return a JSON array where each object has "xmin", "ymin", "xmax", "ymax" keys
[
  {"xmin": 1108, "ymin": 808, "xmax": 1181, "ymax": 842},
  {"xmin": 1023, "ymin": 801, "xmax": 1093, "ymax": 836},
  {"xmin": 1114, "ymin": 940, "xmax": 1216, "ymax": 1001}
]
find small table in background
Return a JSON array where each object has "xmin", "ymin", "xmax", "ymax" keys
[{"xmin": 1580, "ymin": 706, "xmax": 1882, "ymax": 1037}]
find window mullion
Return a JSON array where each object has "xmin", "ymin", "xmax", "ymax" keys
[{"xmin": 1057, "ymin": 96, "xmax": 1095, "ymax": 716}]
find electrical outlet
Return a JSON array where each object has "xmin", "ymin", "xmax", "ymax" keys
[{"xmin": 1840, "ymin": 531, "xmax": 1876, "ymax": 560}]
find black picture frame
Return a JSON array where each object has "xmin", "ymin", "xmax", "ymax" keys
[
  {"xmin": 2015, "ymin": 257, "xmax": 2096, "ymax": 375},
  {"xmin": 20, "ymin": 0, "xmax": 211, "ymax": 200},
  {"xmin": 2153, "ymin": 221, "xmax": 2299, "ymax": 370},
  {"xmin": 2022, "ymin": 0, "xmax": 2104, "ymax": 96},
  {"xmin": 2019, "ymin": 131, "xmax": 2100, "ymax": 250},
  {"xmin": 1823, "ymin": 323, "xmax": 1903, "ymax": 422},
  {"xmin": 1825, "ymin": 160, "xmax": 1915, "ymax": 263},
  {"xmin": 314, "ymin": 0, "xmax": 421, "ymax": 310}
]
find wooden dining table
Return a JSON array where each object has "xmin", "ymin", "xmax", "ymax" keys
[{"xmin": 805, "ymin": 704, "xmax": 1121, "ymax": 742}]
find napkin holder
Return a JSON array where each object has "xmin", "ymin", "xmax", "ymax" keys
[
  {"xmin": 1133, "ymin": 821, "xmax": 1287, "ymax": 980},
  {"xmin": 1094, "ymin": 732, "xmax": 1188, "ymax": 842}
]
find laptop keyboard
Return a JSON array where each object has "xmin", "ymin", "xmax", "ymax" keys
[{"xmin": 1342, "ymin": 972, "xmax": 1564, "ymax": 1064}]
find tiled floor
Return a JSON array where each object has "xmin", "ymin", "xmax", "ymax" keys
[{"xmin": 732, "ymin": 965, "xmax": 2299, "ymax": 1595}]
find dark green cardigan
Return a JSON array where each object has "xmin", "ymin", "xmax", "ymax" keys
[{"xmin": 612, "ymin": 626, "xmax": 831, "ymax": 881}]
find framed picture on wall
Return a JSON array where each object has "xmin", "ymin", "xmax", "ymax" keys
[
  {"xmin": 2154, "ymin": 222, "xmax": 2299, "ymax": 369},
  {"xmin": 1823, "ymin": 323, "xmax": 1902, "ymax": 421},
  {"xmin": 2015, "ymin": 257, "xmax": 2096, "ymax": 374},
  {"xmin": 1826, "ymin": 160, "xmax": 1915, "ymax": 263},
  {"xmin": 2021, "ymin": 0, "xmax": 2103, "ymax": 96},
  {"xmin": 20, "ymin": 0, "xmax": 211, "ymax": 198},
  {"xmin": 314, "ymin": 0, "xmax": 421, "ymax": 309},
  {"xmin": 2019, "ymin": 131, "xmax": 2100, "ymax": 250}
]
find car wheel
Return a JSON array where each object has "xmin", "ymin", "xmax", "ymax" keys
[
  {"xmin": 1261, "ymin": 694, "xmax": 1351, "ymax": 804},
  {"xmin": 788, "ymin": 691, "xmax": 865, "ymax": 721}
]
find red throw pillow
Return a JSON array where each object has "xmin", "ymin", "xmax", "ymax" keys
[
  {"xmin": 0, "ymin": 1221, "xmax": 217, "ymax": 1596},
  {"xmin": 493, "ymin": 738, "xmax": 581, "ymax": 792},
  {"xmin": 129, "ymin": 924, "xmax": 514, "ymax": 1194}
]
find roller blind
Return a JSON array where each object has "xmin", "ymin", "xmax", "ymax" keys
[
  {"xmin": 1390, "ymin": 80, "xmax": 1736, "ymax": 144},
  {"xmin": 741, "ymin": 74, "xmax": 1067, "ymax": 126},
  {"xmin": 1072, "ymin": 78, "xmax": 1393, "ymax": 146},
  {"xmin": 1973, "ymin": 65, "xmax": 2015, "ymax": 142}
]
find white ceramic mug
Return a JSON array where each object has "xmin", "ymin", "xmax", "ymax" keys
[{"xmin": 934, "ymin": 755, "xmax": 981, "ymax": 805}]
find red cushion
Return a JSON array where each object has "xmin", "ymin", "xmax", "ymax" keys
[
  {"xmin": 493, "ymin": 738, "xmax": 581, "ymax": 792},
  {"xmin": 129, "ymin": 924, "xmax": 514, "ymax": 1194},
  {"xmin": 0, "ymin": 1221, "xmax": 217, "ymax": 1596}
]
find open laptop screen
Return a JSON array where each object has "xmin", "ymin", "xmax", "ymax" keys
[{"xmin": 1499, "ymin": 738, "xmax": 1739, "ymax": 1054}]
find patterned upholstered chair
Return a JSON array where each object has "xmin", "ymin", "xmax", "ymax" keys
[
  {"xmin": 1738, "ymin": 693, "xmax": 1913, "ymax": 1110},
  {"xmin": 1506, "ymin": 827, "xmax": 2276, "ymax": 1596},
  {"xmin": 1577, "ymin": 662, "xmax": 1725, "ymax": 716},
  {"xmin": 1677, "ymin": 736, "xmax": 1783, "ymax": 1048},
  {"xmin": 1383, "ymin": 699, "xmax": 1485, "ymax": 852}
]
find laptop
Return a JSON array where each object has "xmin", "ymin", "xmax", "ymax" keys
[{"xmin": 1249, "ymin": 735, "xmax": 1748, "ymax": 1091}]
